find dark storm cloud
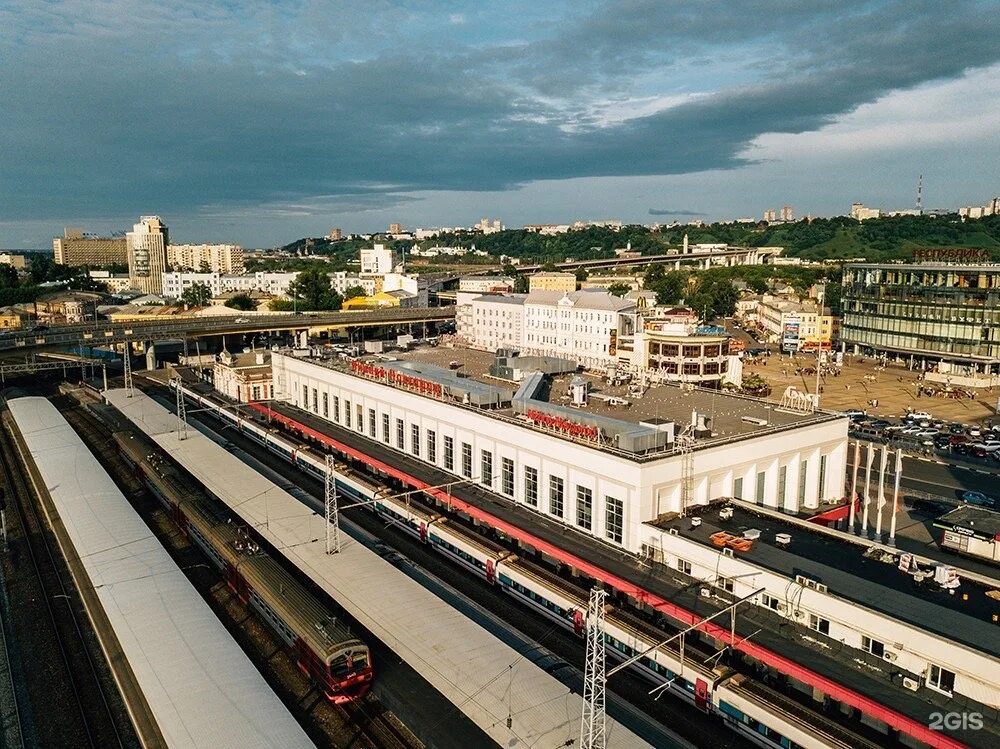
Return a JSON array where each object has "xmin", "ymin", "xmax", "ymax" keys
[
  {"xmin": 648, "ymin": 209, "xmax": 706, "ymax": 217},
  {"xmin": 0, "ymin": 0, "xmax": 997, "ymax": 224}
]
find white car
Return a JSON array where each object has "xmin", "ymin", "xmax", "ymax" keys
[
  {"xmin": 900, "ymin": 426, "xmax": 923, "ymax": 435},
  {"xmin": 968, "ymin": 427, "xmax": 983, "ymax": 437},
  {"xmin": 915, "ymin": 430, "xmax": 938, "ymax": 438},
  {"xmin": 907, "ymin": 411, "xmax": 932, "ymax": 421}
]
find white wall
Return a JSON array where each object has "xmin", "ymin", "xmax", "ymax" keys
[
  {"xmin": 639, "ymin": 525, "xmax": 1000, "ymax": 709},
  {"xmin": 272, "ymin": 354, "xmax": 848, "ymax": 551}
]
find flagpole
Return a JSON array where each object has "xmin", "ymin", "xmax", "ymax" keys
[
  {"xmin": 861, "ymin": 442, "xmax": 874, "ymax": 537},
  {"xmin": 874, "ymin": 445, "xmax": 888, "ymax": 542},
  {"xmin": 848, "ymin": 441, "xmax": 861, "ymax": 534},
  {"xmin": 887, "ymin": 448, "xmax": 902, "ymax": 546}
]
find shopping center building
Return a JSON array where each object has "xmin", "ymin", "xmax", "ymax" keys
[{"xmin": 841, "ymin": 261, "xmax": 1000, "ymax": 382}]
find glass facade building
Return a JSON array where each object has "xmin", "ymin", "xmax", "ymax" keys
[{"xmin": 841, "ymin": 263, "xmax": 1000, "ymax": 371}]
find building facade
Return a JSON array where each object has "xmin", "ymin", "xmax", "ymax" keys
[
  {"xmin": 528, "ymin": 272, "xmax": 577, "ymax": 293},
  {"xmin": 756, "ymin": 295, "xmax": 836, "ymax": 352},
  {"xmin": 360, "ymin": 244, "xmax": 397, "ymax": 275},
  {"xmin": 466, "ymin": 295, "xmax": 526, "ymax": 352},
  {"xmin": 127, "ymin": 216, "xmax": 169, "ymax": 294},
  {"xmin": 522, "ymin": 290, "xmax": 634, "ymax": 369},
  {"xmin": 161, "ymin": 271, "xmax": 298, "ymax": 299},
  {"xmin": 167, "ymin": 244, "xmax": 244, "ymax": 273},
  {"xmin": 841, "ymin": 262, "xmax": 1000, "ymax": 376},
  {"xmin": 53, "ymin": 228, "xmax": 128, "ymax": 267},
  {"xmin": 0, "ymin": 253, "xmax": 27, "ymax": 270},
  {"xmin": 458, "ymin": 276, "xmax": 515, "ymax": 294},
  {"xmin": 213, "ymin": 350, "xmax": 273, "ymax": 402},
  {"xmin": 271, "ymin": 352, "xmax": 848, "ymax": 554}
]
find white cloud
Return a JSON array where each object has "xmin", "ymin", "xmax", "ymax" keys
[{"xmin": 742, "ymin": 63, "xmax": 1000, "ymax": 160}]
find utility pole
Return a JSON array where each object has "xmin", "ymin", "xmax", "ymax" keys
[
  {"xmin": 123, "ymin": 345, "xmax": 133, "ymax": 397},
  {"xmin": 173, "ymin": 378, "xmax": 188, "ymax": 440},
  {"xmin": 580, "ymin": 587, "xmax": 607, "ymax": 749},
  {"xmin": 325, "ymin": 454, "xmax": 340, "ymax": 554}
]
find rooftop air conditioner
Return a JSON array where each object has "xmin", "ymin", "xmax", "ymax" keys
[
  {"xmin": 883, "ymin": 652, "xmax": 897, "ymax": 662},
  {"xmin": 902, "ymin": 677, "xmax": 919, "ymax": 691}
]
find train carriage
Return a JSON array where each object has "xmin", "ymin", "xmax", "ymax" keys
[{"xmin": 238, "ymin": 554, "xmax": 373, "ymax": 703}]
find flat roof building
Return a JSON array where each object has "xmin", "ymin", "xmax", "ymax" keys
[
  {"xmin": 528, "ymin": 272, "xmax": 576, "ymax": 293},
  {"xmin": 53, "ymin": 228, "xmax": 128, "ymax": 267},
  {"xmin": 841, "ymin": 262, "xmax": 1000, "ymax": 379}
]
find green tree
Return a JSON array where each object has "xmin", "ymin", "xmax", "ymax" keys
[
  {"xmin": 181, "ymin": 282, "xmax": 212, "ymax": 307},
  {"xmin": 513, "ymin": 274, "xmax": 529, "ymax": 293},
  {"xmin": 343, "ymin": 285, "xmax": 367, "ymax": 300},
  {"xmin": 650, "ymin": 271, "xmax": 686, "ymax": 306},
  {"xmin": 501, "ymin": 263, "xmax": 518, "ymax": 277},
  {"xmin": 224, "ymin": 293, "xmax": 256, "ymax": 311},
  {"xmin": 0, "ymin": 265, "xmax": 18, "ymax": 289},
  {"xmin": 607, "ymin": 282, "xmax": 631, "ymax": 297},
  {"xmin": 540, "ymin": 261, "xmax": 558, "ymax": 272},
  {"xmin": 575, "ymin": 267, "xmax": 589, "ymax": 282},
  {"xmin": 287, "ymin": 266, "xmax": 342, "ymax": 311}
]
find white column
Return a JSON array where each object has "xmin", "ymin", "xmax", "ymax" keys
[
  {"xmin": 861, "ymin": 443, "xmax": 873, "ymax": 536},
  {"xmin": 874, "ymin": 445, "xmax": 888, "ymax": 540},
  {"xmin": 848, "ymin": 441, "xmax": 860, "ymax": 534}
]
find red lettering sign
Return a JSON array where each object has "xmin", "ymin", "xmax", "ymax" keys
[
  {"xmin": 524, "ymin": 409, "xmax": 599, "ymax": 440},
  {"xmin": 351, "ymin": 360, "xmax": 442, "ymax": 397}
]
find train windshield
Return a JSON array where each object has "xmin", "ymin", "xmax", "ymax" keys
[{"xmin": 330, "ymin": 648, "xmax": 369, "ymax": 676}]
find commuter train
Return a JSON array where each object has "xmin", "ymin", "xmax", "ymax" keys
[
  {"xmin": 178, "ymin": 385, "xmax": 863, "ymax": 749},
  {"xmin": 112, "ymin": 427, "xmax": 373, "ymax": 703}
]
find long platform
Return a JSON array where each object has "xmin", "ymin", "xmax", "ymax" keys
[
  {"xmin": 104, "ymin": 388, "xmax": 653, "ymax": 749},
  {"xmin": 7, "ymin": 397, "xmax": 313, "ymax": 749},
  {"xmin": 244, "ymin": 395, "xmax": 998, "ymax": 749}
]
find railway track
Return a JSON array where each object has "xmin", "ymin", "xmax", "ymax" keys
[
  {"xmin": 60, "ymin": 394, "xmax": 422, "ymax": 749},
  {"xmin": 0, "ymin": 407, "xmax": 131, "ymax": 749}
]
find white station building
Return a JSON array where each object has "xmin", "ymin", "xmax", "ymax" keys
[{"xmin": 271, "ymin": 349, "xmax": 848, "ymax": 554}]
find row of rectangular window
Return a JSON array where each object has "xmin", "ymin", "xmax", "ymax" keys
[
  {"xmin": 731, "ymin": 459, "xmax": 824, "ymax": 504},
  {"xmin": 307, "ymin": 388, "xmax": 624, "ymax": 544}
]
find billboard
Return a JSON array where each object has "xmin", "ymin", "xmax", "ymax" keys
[{"xmin": 781, "ymin": 320, "xmax": 800, "ymax": 352}]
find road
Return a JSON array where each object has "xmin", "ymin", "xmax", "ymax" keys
[{"xmin": 0, "ymin": 306, "xmax": 455, "ymax": 353}]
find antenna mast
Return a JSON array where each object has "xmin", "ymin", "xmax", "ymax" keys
[
  {"xmin": 916, "ymin": 174, "xmax": 923, "ymax": 215},
  {"xmin": 325, "ymin": 454, "xmax": 341, "ymax": 553},
  {"xmin": 580, "ymin": 587, "xmax": 607, "ymax": 749}
]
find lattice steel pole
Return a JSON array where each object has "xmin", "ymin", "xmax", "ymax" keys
[
  {"xmin": 123, "ymin": 345, "xmax": 133, "ymax": 397},
  {"xmin": 580, "ymin": 587, "xmax": 607, "ymax": 749},
  {"xmin": 174, "ymin": 378, "xmax": 188, "ymax": 440},
  {"xmin": 325, "ymin": 454, "xmax": 341, "ymax": 554}
]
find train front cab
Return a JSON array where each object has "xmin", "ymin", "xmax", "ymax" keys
[{"xmin": 326, "ymin": 646, "xmax": 374, "ymax": 703}]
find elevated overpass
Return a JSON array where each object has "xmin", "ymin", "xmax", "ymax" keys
[
  {"xmin": 0, "ymin": 306, "xmax": 455, "ymax": 354},
  {"xmin": 470, "ymin": 247, "xmax": 781, "ymax": 277}
]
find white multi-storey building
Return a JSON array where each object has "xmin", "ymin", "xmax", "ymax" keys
[
  {"xmin": 360, "ymin": 244, "xmax": 397, "ymax": 275},
  {"xmin": 127, "ymin": 216, "xmax": 169, "ymax": 295},
  {"xmin": 522, "ymin": 290, "xmax": 635, "ymax": 369},
  {"xmin": 167, "ymin": 244, "xmax": 245, "ymax": 273},
  {"xmin": 160, "ymin": 271, "xmax": 298, "ymax": 299},
  {"xmin": 467, "ymin": 295, "xmax": 525, "ymax": 352}
]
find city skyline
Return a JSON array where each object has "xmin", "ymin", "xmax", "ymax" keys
[{"xmin": 2, "ymin": 1, "xmax": 999, "ymax": 248}]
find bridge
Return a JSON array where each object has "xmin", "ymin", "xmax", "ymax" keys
[
  {"xmin": 0, "ymin": 306, "xmax": 455, "ymax": 353},
  {"xmin": 471, "ymin": 247, "xmax": 781, "ymax": 277}
]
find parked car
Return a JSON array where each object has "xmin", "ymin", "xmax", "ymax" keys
[
  {"xmin": 933, "ymin": 434, "xmax": 952, "ymax": 449},
  {"xmin": 968, "ymin": 426, "xmax": 983, "ymax": 437},
  {"xmin": 907, "ymin": 411, "xmax": 933, "ymax": 421},
  {"xmin": 948, "ymin": 423, "xmax": 966, "ymax": 435},
  {"xmin": 843, "ymin": 409, "xmax": 867, "ymax": 422},
  {"xmin": 961, "ymin": 491, "xmax": 993, "ymax": 507}
]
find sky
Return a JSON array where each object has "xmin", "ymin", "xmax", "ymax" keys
[{"xmin": 1, "ymin": 1, "xmax": 998, "ymax": 248}]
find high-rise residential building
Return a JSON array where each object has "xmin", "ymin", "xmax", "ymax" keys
[
  {"xmin": 0, "ymin": 253, "xmax": 27, "ymax": 270},
  {"xmin": 474, "ymin": 218, "xmax": 504, "ymax": 234},
  {"xmin": 327, "ymin": 227, "xmax": 343, "ymax": 241},
  {"xmin": 360, "ymin": 244, "xmax": 397, "ymax": 275},
  {"xmin": 167, "ymin": 244, "xmax": 244, "ymax": 273},
  {"xmin": 762, "ymin": 208, "xmax": 777, "ymax": 222},
  {"xmin": 52, "ymin": 228, "xmax": 128, "ymax": 267},
  {"xmin": 779, "ymin": 206, "xmax": 794, "ymax": 222},
  {"xmin": 388, "ymin": 223, "xmax": 403, "ymax": 234},
  {"xmin": 127, "ymin": 216, "xmax": 169, "ymax": 294}
]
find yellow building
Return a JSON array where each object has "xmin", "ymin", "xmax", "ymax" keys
[
  {"xmin": 342, "ymin": 291, "xmax": 401, "ymax": 310},
  {"xmin": 528, "ymin": 272, "xmax": 577, "ymax": 293},
  {"xmin": 0, "ymin": 306, "xmax": 30, "ymax": 330}
]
